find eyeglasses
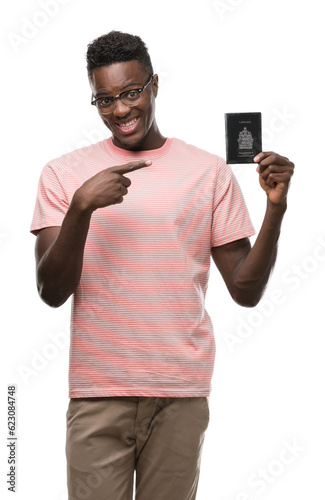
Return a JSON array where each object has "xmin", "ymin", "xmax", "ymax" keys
[{"xmin": 91, "ymin": 74, "xmax": 153, "ymax": 114}]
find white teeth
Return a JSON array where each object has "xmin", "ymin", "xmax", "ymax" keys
[{"xmin": 119, "ymin": 118, "xmax": 138, "ymax": 128}]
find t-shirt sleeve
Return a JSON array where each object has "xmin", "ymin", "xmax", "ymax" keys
[
  {"xmin": 211, "ymin": 159, "xmax": 255, "ymax": 247},
  {"xmin": 30, "ymin": 163, "xmax": 69, "ymax": 236}
]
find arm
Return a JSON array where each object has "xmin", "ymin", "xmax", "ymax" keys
[
  {"xmin": 211, "ymin": 151, "xmax": 294, "ymax": 307},
  {"xmin": 35, "ymin": 205, "xmax": 92, "ymax": 308},
  {"xmin": 35, "ymin": 160, "xmax": 151, "ymax": 307}
]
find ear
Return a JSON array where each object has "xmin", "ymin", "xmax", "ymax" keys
[{"xmin": 152, "ymin": 73, "xmax": 159, "ymax": 97}]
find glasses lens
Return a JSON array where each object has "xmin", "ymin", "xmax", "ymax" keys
[
  {"xmin": 97, "ymin": 97, "xmax": 114, "ymax": 113},
  {"xmin": 121, "ymin": 90, "xmax": 141, "ymax": 107}
]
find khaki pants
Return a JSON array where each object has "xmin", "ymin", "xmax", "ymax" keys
[{"xmin": 66, "ymin": 396, "xmax": 210, "ymax": 500}]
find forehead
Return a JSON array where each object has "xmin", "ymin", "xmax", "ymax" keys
[{"xmin": 89, "ymin": 60, "xmax": 147, "ymax": 94}]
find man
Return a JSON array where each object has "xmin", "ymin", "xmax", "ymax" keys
[{"xmin": 31, "ymin": 31, "xmax": 294, "ymax": 500}]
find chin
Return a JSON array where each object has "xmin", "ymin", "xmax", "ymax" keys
[{"xmin": 116, "ymin": 133, "xmax": 146, "ymax": 151}]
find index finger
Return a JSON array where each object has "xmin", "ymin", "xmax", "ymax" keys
[
  {"xmin": 253, "ymin": 151, "xmax": 288, "ymax": 165},
  {"xmin": 110, "ymin": 160, "xmax": 152, "ymax": 175},
  {"xmin": 253, "ymin": 152, "xmax": 291, "ymax": 173}
]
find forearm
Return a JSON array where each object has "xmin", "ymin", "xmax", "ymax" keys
[
  {"xmin": 36, "ymin": 199, "xmax": 93, "ymax": 307},
  {"xmin": 233, "ymin": 199, "xmax": 287, "ymax": 306}
]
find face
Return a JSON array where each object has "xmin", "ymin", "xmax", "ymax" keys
[{"xmin": 89, "ymin": 60, "xmax": 160, "ymax": 151}]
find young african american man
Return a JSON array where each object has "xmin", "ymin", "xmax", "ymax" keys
[{"xmin": 31, "ymin": 31, "xmax": 294, "ymax": 500}]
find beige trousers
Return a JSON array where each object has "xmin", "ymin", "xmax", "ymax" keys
[{"xmin": 66, "ymin": 396, "xmax": 210, "ymax": 500}]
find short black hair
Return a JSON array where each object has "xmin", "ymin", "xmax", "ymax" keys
[{"xmin": 86, "ymin": 31, "xmax": 153, "ymax": 77}]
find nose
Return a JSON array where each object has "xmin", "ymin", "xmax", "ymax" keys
[{"xmin": 113, "ymin": 97, "xmax": 131, "ymax": 117}]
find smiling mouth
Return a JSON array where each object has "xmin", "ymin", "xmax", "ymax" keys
[{"xmin": 116, "ymin": 117, "xmax": 140, "ymax": 133}]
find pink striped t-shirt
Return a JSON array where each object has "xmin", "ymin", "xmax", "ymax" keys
[{"xmin": 31, "ymin": 137, "xmax": 255, "ymax": 397}]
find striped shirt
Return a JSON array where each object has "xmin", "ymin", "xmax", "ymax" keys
[{"xmin": 31, "ymin": 137, "xmax": 255, "ymax": 397}]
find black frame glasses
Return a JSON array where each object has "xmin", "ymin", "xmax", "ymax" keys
[{"xmin": 91, "ymin": 74, "xmax": 154, "ymax": 114}]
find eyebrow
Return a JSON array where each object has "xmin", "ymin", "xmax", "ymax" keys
[{"xmin": 94, "ymin": 81, "xmax": 142, "ymax": 98}]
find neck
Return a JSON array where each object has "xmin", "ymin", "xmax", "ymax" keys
[{"xmin": 112, "ymin": 121, "xmax": 166, "ymax": 152}]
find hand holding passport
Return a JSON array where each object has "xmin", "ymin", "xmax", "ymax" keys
[{"xmin": 224, "ymin": 112, "xmax": 294, "ymax": 206}]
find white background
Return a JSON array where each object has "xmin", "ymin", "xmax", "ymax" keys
[{"xmin": 1, "ymin": 0, "xmax": 324, "ymax": 499}]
